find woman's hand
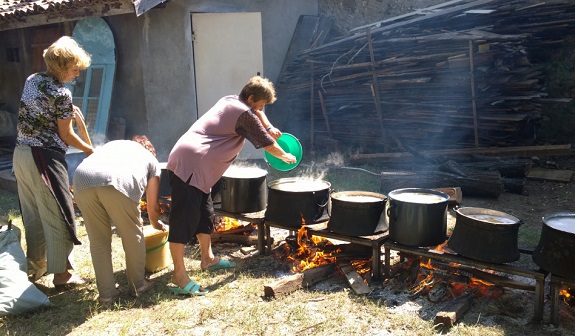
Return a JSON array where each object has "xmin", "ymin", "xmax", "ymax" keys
[
  {"xmin": 282, "ymin": 153, "xmax": 297, "ymax": 164},
  {"xmin": 267, "ymin": 126, "xmax": 282, "ymax": 140},
  {"xmin": 152, "ymin": 219, "xmax": 167, "ymax": 232}
]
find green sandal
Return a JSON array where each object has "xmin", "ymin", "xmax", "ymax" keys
[{"xmin": 169, "ymin": 281, "xmax": 209, "ymax": 296}]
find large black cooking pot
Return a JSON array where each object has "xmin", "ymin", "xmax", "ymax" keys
[
  {"xmin": 448, "ymin": 207, "xmax": 521, "ymax": 263},
  {"xmin": 265, "ymin": 177, "xmax": 331, "ymax": 227},
  {"xmin": 387, "ymin": 188, "xmax": 449, "ymax": 247},
  {"xmin": 328, "ymin": 191, "xmax": 387, "ymax": 236},
  {"xmin": 533, "ymin": 212, "xmax": 575, "ymax": 279},
  {"xmin": 219, "ymin": 166, "xmax": 267, "ymax": 213}
]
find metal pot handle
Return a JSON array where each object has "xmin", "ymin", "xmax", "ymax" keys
[
  {"xmin": 386, "ymin": 201, "xmax": 395, "ymax": 221},
  {"xmin": 448, "ymin": 205, "xmax": 459, "ymax": 216}
]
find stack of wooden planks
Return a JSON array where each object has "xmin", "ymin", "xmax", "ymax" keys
[{"xmin": 270, "ymin": 0, "xmax": 575, "ymax": 155}]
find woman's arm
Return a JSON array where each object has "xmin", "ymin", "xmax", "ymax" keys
[
  {"xmin": 57, "ymin": 117, "xmax": 94, "ymax": 156},
  {"xmin": 73, "ymin": 105, "xmax": 92, "ymax": 147},
  {"xmin": 263, "ymin": 142, "xmax": 297, "ymax": 164},
  {"xmin": 253, "ymin": 109, "xmax": 281, "ymax": 140},
  {"xmin": 144, "ymin": 176, "xmax": 166, "ymax": 231}
]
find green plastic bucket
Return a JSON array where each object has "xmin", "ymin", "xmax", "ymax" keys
[{"xmin": 264, "ymin": 133, "xmax": 303, "ymax": 171}]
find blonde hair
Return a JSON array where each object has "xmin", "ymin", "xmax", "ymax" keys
[
  {"xmin": 43, "ymin": 36, "xmax": 91, "ymax": 77},
  {"xmin": 239, "ymin": 76, "xmax": 277, "ymax": 104}
]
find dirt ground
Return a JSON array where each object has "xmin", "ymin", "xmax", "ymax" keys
[
  {"xmin": 460, "ymin": 155, "xmax": 575, "ymax": 252},
  {"xmin": 245, "ymin": 153, "xmax": 575, "ymax": 330}
]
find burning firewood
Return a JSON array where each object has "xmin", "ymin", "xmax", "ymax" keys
[
  {"xmin": 210, "ymin": 232, "xmax": 259, "ymax": 246},
  {"xmin": 275, "ymin": 226, "xmax": 340, "ymax": 273},
  {"xmin": 263, "ymin": 264, "xmax": 336, "ymax": 298},
  {"xmin": 336, "ymin": 261, "xmax": 371, "ymax": 295}
]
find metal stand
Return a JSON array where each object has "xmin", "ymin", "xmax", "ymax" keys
[
  {"xmin": 262, "ymin": 221, "xmax": 388, "ymax": 281},
  {"xmin": 550, "ymin": 274, "xmax": 575, "ymax": 325},
  {"xmin": 383, "ymin": 241, "xmax": 547, "ymax": 321}
]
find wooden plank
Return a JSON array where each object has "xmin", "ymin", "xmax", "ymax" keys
[
  {"xmin": 263, "ymin": 264, "xmax": 336, "ymax": 298},
  {"xmin": 527, "ymin": 167, "xmax": 573, "ymax": 182},
  {"xmin": 434, "ymin": 293, "xmax": 473, "ymax": 330},
  {"xmin": 307, "ymin": 0, "xmax": 499, "ymax": 53},
  {"xmin": 433, "ymin": 187, "xmax": 462, "ymax": 205},
  {"xmin": 336, "ymin": 261, "xmax": 371, "ymax": 295}
]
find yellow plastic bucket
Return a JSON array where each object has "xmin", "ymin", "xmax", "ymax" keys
[{"xmin": 143, "ymin": 225, "xmax": 171, "ymax": 273}]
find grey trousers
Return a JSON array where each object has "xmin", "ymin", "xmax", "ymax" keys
[
  {"xmin": 13, "ymin": 145, "xmax": 74, "ymax": 274},
  {"xmin": 74, "ymin": 185, "xmax": 146, "ymax": 298}
]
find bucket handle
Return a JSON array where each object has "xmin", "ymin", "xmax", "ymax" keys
[{"xmin": 146, "ymin": 235, "xmax": 169, "ymax": 254}]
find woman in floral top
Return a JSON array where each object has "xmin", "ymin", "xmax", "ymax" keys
[{"xmin": 13, "ymin": 36, "xmax": 94, "ymax": 289}]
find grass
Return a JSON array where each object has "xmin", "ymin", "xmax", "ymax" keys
[{"xmin": 0, "ymin": 176, "xmax": 572, "ymax": 335}]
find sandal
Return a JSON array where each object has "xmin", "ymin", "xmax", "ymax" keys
[{"xmin": 168, "ymin": 280, "xmax": 209, "ymax": 296}]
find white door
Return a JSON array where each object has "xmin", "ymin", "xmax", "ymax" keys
[{"xmin": 192, "ymin": 12, "xmax": 264, "ymax": 159}]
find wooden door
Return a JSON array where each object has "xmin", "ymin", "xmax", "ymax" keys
[{"xmin": 71, "ymin": 17, "xmax": 116, "ymax": 140}]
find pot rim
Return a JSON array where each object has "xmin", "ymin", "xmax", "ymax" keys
[
  {"xmin": 388, "ymin": 188, "xmax": 449, "ymax": 204},
  {"xmin": 268, "ymin": 177, "xmax": 331, "ymax": 191},
  {"xmin": 222, "ymin": 166, "xmax": 268, "ymax": 179},
  {"xmin": 542, "ymin": 211, "xmax": 575, "ymax": 233},
  {"xmin": 456, "ymin": 207, "xmax": 521, "ymax": 226},
  {"xmin": 331, "ymin": 191, "xmax": 386, "ymax": 203}
]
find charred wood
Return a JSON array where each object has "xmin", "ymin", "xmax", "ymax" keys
[
  {"xmin": 210, "ymin": 233, "xmax": 259, "ymax": 246},
  {"xmin": 380, "ymin": 169, "xmax": 503, "ymax": 198}
]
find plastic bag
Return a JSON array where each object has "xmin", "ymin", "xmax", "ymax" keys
[{"xmin": 0, "ymin": 220, "xmax": 52, "ymax": 315}]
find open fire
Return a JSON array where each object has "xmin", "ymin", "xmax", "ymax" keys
[
  {"xmin": 561, "ymin": 288, "xmax": 575, "ymax": 306},
  {"xmin": 275, "ymin": 226, "xmax": 341, "ymax": 273}
]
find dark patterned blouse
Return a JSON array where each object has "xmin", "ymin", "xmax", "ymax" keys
[{"xmin": 16, "ymin": 73, "xmax": 74, "ymax": 151}]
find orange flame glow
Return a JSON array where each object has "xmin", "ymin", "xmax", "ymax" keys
[
  {"xmin": 282, "ymin": 226, "xmax": 340, "ymax": 273},
  {"xmin": 560, "ymin": 288, "xmax": 575, "ymax": 306},
  {"xmin": 215, "ymin": 216, "xmax": 244, "ymax": 232}
]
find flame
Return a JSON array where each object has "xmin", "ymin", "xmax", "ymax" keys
[
  {"xmin": 404, "ymin": 258, "xmax": 503, "ymax": 300},
  {"xmin": 140, "ymin": 196, "xmax": 171, "ymax": 214},
  {"xmin": 279, "ymin": 226, "xmax": 340, "ymax": 273},
  {"xmin": 560, "ymin": 288, "xmax": 575, "ymax": 306},
  {"xmin": 421, "ymin": 258, "xmax": 439, "ymax": 270},
  {"xmin": 351, "ymin": 259, "xmax": 372, "ymax": 275},
  {"xmin": 433, "ymin": 241, "xmax": 448, "ymax": 252},
  {"xmin": 215, "ymin": 216, "xmax": 244, "ymax": 232}
]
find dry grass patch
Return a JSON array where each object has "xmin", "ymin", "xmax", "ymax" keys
[{"xmin": 1, "ymin": 188, "xmax": 574, "ymax": 335}]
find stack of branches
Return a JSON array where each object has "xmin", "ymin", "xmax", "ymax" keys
[{"xmin": 272, "ymin": 0, "xmax": 575, "ymax": 154}]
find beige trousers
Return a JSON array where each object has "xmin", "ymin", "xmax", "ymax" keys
[
  {"xmin": 13, "ymin": 145, "xmax": 73, "ymax": 274},
  {"xmin": 74, "ymin": 186, "xmax": 146, "ymax": 298}
]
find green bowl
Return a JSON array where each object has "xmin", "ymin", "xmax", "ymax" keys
[{"xmin": 264, "ymin": 133, "xmax": 303, "ymax": 171}]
